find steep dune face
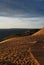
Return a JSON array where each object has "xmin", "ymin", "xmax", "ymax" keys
[
  {"xmin": 0, "ymin": 36, "xmax": 40, "ymax": 65},
  {"xmin": 31, "ymin": 28, "xmax": 44, "ymax": 65},
  {"xmin": 32, "ymin": 28, "xmax": 44, "ymax": 36},
  {"xmin": 31, "ymin": 28, "xmax": 44, "ymax": 43}
]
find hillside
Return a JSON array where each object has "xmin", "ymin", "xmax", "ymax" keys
[
  {"xmin": 32, "ymin": 28, "xmax": 44, "ymax": 36},
  {"xmin": 0, "ymin": 35, "xmax": 40, "ymax": 65},
  {"xmin": 31, "ymin": 28, "xmax": 44, "ymax": 65},
  {"xmin": 0, "ymin": 28, "xmax": 44, "ymax": 65},
  {"xmin": 32, "ymin": 28, "xmax": 44, "ymax": 39}
]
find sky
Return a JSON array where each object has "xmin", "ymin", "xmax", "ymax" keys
[{"xmin": 0, "ymin": 0, "xmax": 44, "ymax": 28}]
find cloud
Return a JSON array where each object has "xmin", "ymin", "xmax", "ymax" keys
[
  {"xmin": 0, "ymin": 0, "xmax": 44, "ymax": 17},
  {"xmin": 0, "ymin": 16, "xmax": 44, "ymax": 28}
]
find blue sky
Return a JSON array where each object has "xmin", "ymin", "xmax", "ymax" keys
[{"xmin": 0, "ymin": 0, "xmax": 44, "ymax": 28}]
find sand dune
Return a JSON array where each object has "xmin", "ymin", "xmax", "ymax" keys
[
  {"xmin": 32, "ymin": 28, "xmax": 44, "ymax": 36},
  {"xmin": 31, "ymin": 42, "xmax": 44, "ymax": 65},
  {"xmin": 31, "ymin": 28, "xmax": 44, "ymax": 65},
  {"xmin": 0, "ymin": 28, "xmax": 44, "ymax": 65},
  {"xmin": 0, "ymin": 36, "xmax": 40, "ymax": 64},
  {"xmin": 0, "ymin": 35, "xmax": 36, "ymax": 46}
]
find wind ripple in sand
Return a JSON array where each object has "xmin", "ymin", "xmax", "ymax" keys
[{"xmin": 0, "ymin": 37, "xmax": 40, "ymax": 65}]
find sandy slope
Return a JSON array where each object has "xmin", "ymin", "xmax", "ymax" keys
[
  {"xmin": 0, "ymin": 35, "xmax": 40, "ymax": 65},
  {"xmin": 0, "ymin": 28, "xmax": 44, "ymax": 65},
  {"xmin": 31, "ymin": 28, "xmax": 44, "ymax": 65},
  {"xmin": 32, "ymin": 28, "xmax": 44, "ymax": 36}
]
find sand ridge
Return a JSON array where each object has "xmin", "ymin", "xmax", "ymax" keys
[
  {"xmin": 32, "ymin": 28, "xmax": 44, "ymax": 36},
  {"xmin": 0, "ymin": 28, "xmax": 44, "ymax": 65}
]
